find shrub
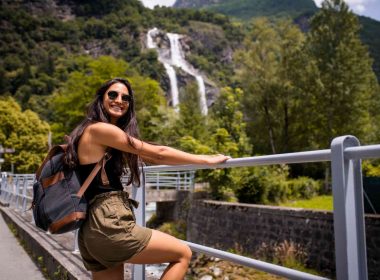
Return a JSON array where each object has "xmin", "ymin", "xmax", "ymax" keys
[
  {"xmin": 235, "ymin": 166, "xmax": 320, "ymax": 204},
  {"xmin": 286, "ymin": 177, "xmax": 321, "ymax": 200},
  {"xmin": 362, "ymin": 161, "xmax": 380, "ymax": 177},
  {"xmin": 235, "ymin": 166, "xmax": 289, "ymax": 204},
  {"xmin": 157, "ymin": 220, "xmax": 186, "ymax": 240}
]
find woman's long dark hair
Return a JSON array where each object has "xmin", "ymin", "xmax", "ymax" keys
[{"xmin": 64, "ymin": 77, "xmax": 141, "ymax": 186}]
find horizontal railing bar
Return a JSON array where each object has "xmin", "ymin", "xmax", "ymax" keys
[
  {"xmin": 345, "ymin": 145, "xmax": 380, "ymax": 160},
  {"xmin": 185, "ymin": 241, "xmax": 328, "ymax": 280},
  {"xmin": 144, "ymin": 149, "xmax": 332, "ymax": 172}
]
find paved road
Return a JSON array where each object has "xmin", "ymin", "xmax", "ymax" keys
[{"xmin": 0, "ymin": 213, "xmax": 45, "ymax": 280}]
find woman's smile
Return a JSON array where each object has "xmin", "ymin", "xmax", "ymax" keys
[{"xmin": 103, "ymin": 83, "xmax": 130, "ymax": 123}]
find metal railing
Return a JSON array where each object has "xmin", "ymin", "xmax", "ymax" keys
[
  {"xmin": 0, "ymin": 135, "xmax": 377, "ymax": 279},
  {"xmin": 0, "ymin": 173, "xmax": 35, "ymax": 211},
  {"xmin": 0, "ymin": 170, "xmax": 195, "ymax": 213},
  {"xmin": 130, "ymin": 135, "xmax": 376, "ymax": 280},
  {"xmin": 122, "ymin": 170, "xmax": 195, "ymax": 191}
]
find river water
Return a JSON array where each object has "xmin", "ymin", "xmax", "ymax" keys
[{"xmin": 145, "ymin": 202, "xmax": 168, "ymax": 278}]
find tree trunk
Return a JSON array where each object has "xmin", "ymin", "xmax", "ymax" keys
[{"xmin": 264, "ymin": 103, "xmax": 276, "ymax": 154}]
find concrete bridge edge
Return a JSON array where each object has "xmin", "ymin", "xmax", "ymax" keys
[{"xmin": 0, "ymin": 206, "xmax": 90, "ymax": 280}]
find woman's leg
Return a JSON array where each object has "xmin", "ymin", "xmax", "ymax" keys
[{"xmin": 127, "ymin": 229, "xmax": 192, "ymax": 280}]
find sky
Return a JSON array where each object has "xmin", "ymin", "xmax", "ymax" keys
[
  {"xmin": 314, "ymin": 0, "xmax": 380, "ymax": 21},
  {"xmin": 139, "ymin": 0, "xmax": 176, "ymax": 9},
  {"xmin": 140, "ymin": 0, "xmax": 380, "ymax": 22}
]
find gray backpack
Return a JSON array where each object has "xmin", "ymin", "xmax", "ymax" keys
[{"xmin": 32, "ymin": 145, "xmax": 110, "ymax": 234}]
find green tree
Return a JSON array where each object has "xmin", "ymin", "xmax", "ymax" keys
[
  {"xmin": 0, "ymin": 97, "xmax": 50, "ymax": 173},
  {"xmin": 50, "ymin": 55, "xmax": 168, "ymax": 143},
  {"xmin": 209, "ymin": 87, "xmax": 252, "ymax": 156},
  {"xmin": 307, "ymin": 0, "xmax": 379, "ymax": 147},
  {"xmin": 235, "ymin": 18, "xmax": 310, "ymax": 154},
  {"xmin": 205, "ymin": 87, "xmax": 252, "ymax": 199},
  {"xmin": 176, "ymin": 82, "xmax": 208, "ymax": 141}
]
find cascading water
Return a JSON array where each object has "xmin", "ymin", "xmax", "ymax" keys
[
  {"xmin": 167, "ymin": 33, "xmax": 208, "ymax": 115},
  {"xmin": 147, "ymin": 28, "xmax": 208, "ymax": 115},
  {"xmin": 163, "ymin": 63, "xmax": 179, "ymax": 108},
  {"xmin": 195, "ymin": 75, "xmax": 207, "ymax": 115},
  {"xmin": 147, "ymin": 28, "xmax": 179, "ymax": 109}
]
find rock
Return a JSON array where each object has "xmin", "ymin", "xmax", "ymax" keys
[
  {"xmin": 200, "ymin": 275, "xmax": 213, "ymax": 280},
  {"xmin": 213, "ymin": 267, "xmax": 222, "ymax": 277}
]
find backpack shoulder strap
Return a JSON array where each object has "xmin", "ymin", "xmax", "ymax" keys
[
  {"xmin": 36, "ymin": 145, "xmax": 67, "ymax": 180},
  {"xmin": 76, "ymin": 152, "xmax": 112, "ymax": 198}
]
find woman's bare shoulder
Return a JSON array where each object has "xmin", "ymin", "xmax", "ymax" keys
[
  {"xmin": 83, "ymin": 122, "xmax": 131, "ymax": 151},
  {"xmin": 85, "ymin": 122, "xmax": 123, "ymax": 137}
]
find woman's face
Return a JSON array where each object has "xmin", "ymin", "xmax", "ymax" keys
[{"xmin": 103, "ymin": 82, "xmax": 131, "ymax": 124}]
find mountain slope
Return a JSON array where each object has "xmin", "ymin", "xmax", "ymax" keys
[
  {"xmin": 174, "ymin": 0, "xmax": 318, "ymax": 19},
  {"xmin": 174, "ymin": 0, "xmax": 380, "ymax": 80}
]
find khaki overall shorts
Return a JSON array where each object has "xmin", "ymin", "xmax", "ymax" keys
[{"xmin": 78, "ymin": 191, "xmax": 152, "ymax": 271}]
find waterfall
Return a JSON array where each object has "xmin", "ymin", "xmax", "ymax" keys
[
  {"xmin": 146, "ymin": 28, "xmax": 157, "ymax": 49},
  {"xmin": 147, "ymin": 28, "xmax": 208, "ymax": 115},
  {"xmin": 147, "ymin": 28, "xmax": 179, "ymax": 109},
  {"xmin": 195, "ymin": 75, "xmax": 208, "ymax": 115},
  {"xmin": 163, "ymin": 63, "xmax": 179, "ymax": 108},
  {"xmin": 167, "ymin": 33, "xmax": 208, "ymax": 115}
]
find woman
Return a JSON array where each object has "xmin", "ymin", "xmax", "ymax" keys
[{"xmin": 65, "ymin": 78, "xmax": 230, "ymax": 280}]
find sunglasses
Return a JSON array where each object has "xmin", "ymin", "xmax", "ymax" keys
[{"xmin": 107, "ymin": 91, "xmax": 132, "ymax": 103}]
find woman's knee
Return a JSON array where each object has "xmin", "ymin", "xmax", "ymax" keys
[{"xmin": 180, "ymin": 244, "xmax": 192, "ymax": 263}]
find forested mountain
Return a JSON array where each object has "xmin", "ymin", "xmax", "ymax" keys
[
  {"xmin": 1, "ymin": 0, "xmax": 379, "ymax": 184},
  {"xmin": 174, "ymin": 0, "xmax": 318, "ymax": 19},
  {"xmin": 174, "ymin": 0, "xmax": 380, "ymax": 80}
]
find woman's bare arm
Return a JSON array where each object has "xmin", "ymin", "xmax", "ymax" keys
[{"xmin": 88, "ymin": 122, "xmax": 230, "ymax": 165}]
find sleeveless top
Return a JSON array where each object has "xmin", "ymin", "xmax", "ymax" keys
[{"xmin": 76, "ymin": 159, "xmax": 123, "ymax": 203}]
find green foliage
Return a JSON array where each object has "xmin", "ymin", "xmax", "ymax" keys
[
  {"xmin": 201, "ymin": 87, "xmax": 253, "ymax": 200},
  {"xmin": 307, "ymin": 0, "xmax": 380, "ymax": 147},
  {"xmin": 235, "ymin": 166, "xmax": 289, "ymax": 204},
  {"xmin": 286, "ymin": 177, "xmax": 321, "ymax": 200},
  {"xmin": 280, "ymin": 195, "xmax": 333, "ymax": 211},
  {"xmin": 157, "ymin": 220, "xmax": 187, "ymax": 240},
  {"xmin": 0, "ymin": 97, "xmax": 50, "ymax": 173},
  {"xmin": 235, "ymin": 167, "xmax": 321, "ymax": 204},
  {"xmin": 359, "ymin": 16, "xmax": 380, "ymax": 80},
  {"xmin": 50, "ymin": 55, "xmax": 168, "ymax": 143},
  {"xmin": 177, "ymin": 0, "xmax": 318, "ymax": 20},
  {"xmin": 235, "ymin": 18, "xmax": 314, "ymax": 154},
  {"xmin": 176, "ymin": 82, "xmax": 208, "ymax": 141},
  {"xmin": 362, "ymin": 160, "xmax": 380, "ymax": 177}
]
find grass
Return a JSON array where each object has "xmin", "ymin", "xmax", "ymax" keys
[{"xmin": 279, "ymin": 195, "xmax": 333, "ymax": 211}]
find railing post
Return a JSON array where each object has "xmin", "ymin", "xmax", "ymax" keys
[
  {"xmin": 132, "ymin": 170, "xmax": 146, "ymax": 280},
  {"xmin": 15, "ymin": 176, "xmax": 21, "ymax": 209},
  {"xmin": 190, "ymin": 171, "xmax": 195, "ymax": 192},
  {"xmin": 21, "ymin": 176, "xmax": 28, "ymax": 213},
  {"xmin": 0, "ymin": 173, "xmax": 6, "ymax": 202},
  {"xmin": 176, "ymin": 171, "xmax": 180, "ymax": 190},
  {"xmin": 73, "ymin": 229, "xmax": 80, "ymax": 254},
  {"xmin": 156, "ymin": 172, "xmax": 159, "ymax": 190},
  {"xmin": 331, "ymin": 136, "xmax": 368, "ymax": 280}
]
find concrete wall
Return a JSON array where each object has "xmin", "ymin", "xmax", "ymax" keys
[{"xmin": 186, "ymin": 199, "xmax": 380, "ymax": 279}]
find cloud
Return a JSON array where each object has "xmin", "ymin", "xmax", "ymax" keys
[
  {"xmin": 355, "ymin": 4, "xmax": 365, "ymax": 13},
  {"xmin": 313, "ymin": 0, "xmax": 374, "ymax": 15}
]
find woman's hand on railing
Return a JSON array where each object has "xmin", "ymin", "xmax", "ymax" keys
[{"xmin": 200, "ymin": 154, "xmax": 231, "ymax": 165}]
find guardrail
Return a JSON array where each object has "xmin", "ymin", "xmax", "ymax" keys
[
  {"xmin": 0, "ymin": 170, "xmax": 195, "ymax": 213},
  {"xmin": 0, "ymin": 135, "xmax": 377, "ymax": 279},
  {"xmin": 130, "ymin": 135, "xmax": 375, "ymax": 280},
  {"xmin": 122, "ymin": 170, "xmax": 195, "ymax": 191}
]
